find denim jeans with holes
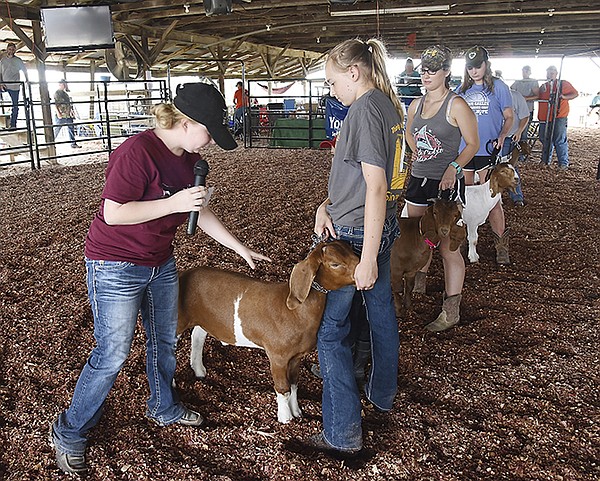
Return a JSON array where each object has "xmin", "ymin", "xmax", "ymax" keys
[
  {"xmin": 317, "ymin": 215, "xmax": 400, "ymax": 451},
  {"xmin": 52, "ymin": 256, "xmax": 185, "ymax": 456}
]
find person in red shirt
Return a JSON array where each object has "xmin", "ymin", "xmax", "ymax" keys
[
  {"xmin": 49, "ymin": 82, "xmax": 270, "ymax": 475},
  {"xmin": 233, "ymin": 80, "xmax": 249, "ymax": 136},
  {"xmin": 537, "ymin": 65, "xmax": 578, "ymax": 170}
]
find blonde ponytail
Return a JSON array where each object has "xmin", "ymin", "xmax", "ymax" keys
[
  {"xmin": 365, "ymin": 39, "xmax": 404, "ymax": 120},
  {"xmin": 327, "ymin": 37, "xmax": 404, "ymax": 122}
]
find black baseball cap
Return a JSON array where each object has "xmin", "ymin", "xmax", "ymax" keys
[
  {"xmin": 465, "ymin": 46, "xmax": 489, "ymax": 68},
  {"xmin": 174, "ymin": 83, "xmax": 237, "ymax": 151}
]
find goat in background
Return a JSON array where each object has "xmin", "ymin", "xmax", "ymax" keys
[
  {"xmin": 462, "ymin": 159, "xmax": 519, "ymax": 264},
  {"xmin": 177, "ymin": 240, "xmax": 359, "ymax": 424}
]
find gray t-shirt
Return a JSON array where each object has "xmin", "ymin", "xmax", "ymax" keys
[
  {"xmin": 511, "ymin": 78, "xmax": 539, "ymax": 112},
  {"xmin": 327, "ymin": 88, "xmax": 403, "ymax": 227},
  {"xmin": 0, "ymin": 56, "xmax": 26, "ymax": 91},
  {"xmin": 509, "ymin": 89, "xmax": 530, "ymax": 137}
]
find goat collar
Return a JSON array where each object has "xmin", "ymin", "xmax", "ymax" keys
[
  {"xmin": 424, "ymin": 237, "xmax": 439, "ymax": 249},
  {"xmin": 311, "ymin": 280, "xmax": 329, "ymax": 294}
]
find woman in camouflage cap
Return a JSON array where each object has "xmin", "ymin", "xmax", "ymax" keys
[{"xmin": 404, "ymin": 45, "xmax": 479, "ymax": 332}]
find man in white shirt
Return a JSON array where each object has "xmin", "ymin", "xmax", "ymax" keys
[{"xmin": 0, "ymin": 43, "xmax": 28, "ymax": 129}]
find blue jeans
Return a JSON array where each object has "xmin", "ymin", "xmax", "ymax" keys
[
  {"xmin": 317, "ymin": 216, "xmax": 400, "ymax": 451},
  {"xmin": 54, "ymin": 116, "xmax": 76, "ymax": 143},
  {"xmin": 538, "ymin": 117, "xmax": 569, "ymax": 167},
  {"xmin": 6, "ymin": 88, "xmax": 19, "ymax": 128},
  {"xmin": 234, "ymin": 106, "xmax": 247, "ymax": 136},
  {"xmin": 52, "ymin": 257, "xmax": 185, "ymax": 456},
  {"xmin": 501, "ymin": 138, "xmax": 524, "ymax": 203}
]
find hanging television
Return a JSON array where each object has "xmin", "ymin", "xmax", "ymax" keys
[{"xmin": 40, "ymin": 5, "xmax": 115, "ymax": 52}]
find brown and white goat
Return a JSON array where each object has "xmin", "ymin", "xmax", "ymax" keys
[
  {"xmin": 177, "ymin": 241, "xmax": 359, "ymax": 423},
  {"xmin": 390, "ymin": 199, "xmax": 465, "ymax": 314},
  {"xmin": 463, "ymin": 161, "xmax": 519, "ymax": 263}
]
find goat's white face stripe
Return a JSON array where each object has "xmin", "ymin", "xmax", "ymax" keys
[{"xmin": 233, "ymin": 295, "xmax": 262, "ymax": 349}]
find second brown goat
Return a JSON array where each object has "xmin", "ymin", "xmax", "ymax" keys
[{"xmin": 390, "ymin": 199, "xmax": 465, "ymax": 314}]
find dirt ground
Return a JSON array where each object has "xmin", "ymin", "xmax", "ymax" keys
[{"xmin": 0, "ymin": 128, "xmax": 599, "ymax": 480}]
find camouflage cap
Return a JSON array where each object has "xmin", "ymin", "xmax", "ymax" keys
[{"xmin": 421, "ymin": 45, "xmax": 452, "ymax": 71}]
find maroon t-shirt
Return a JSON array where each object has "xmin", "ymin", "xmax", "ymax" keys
[{"xmin": 85, "ymin": 129, "xmax": 199, "ymax": 267}]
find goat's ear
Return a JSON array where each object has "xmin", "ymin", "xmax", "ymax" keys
[
  {"xmin": 286, "ymin": 251, "xmax": 320, "ymax": 310},
  {"xmin": 420, "ymin": 206, "xmax": 438, "ymax": 241},
  {"xmin": 520, "ymin": 141, "xmax": 531, "ymax": 158},
  {"xmin": 449, "ymin": 223, "xmax": 466, "ymax": 251},
  {"xmin": 489, "ymin": 174, "xmax": 500, "ymax": 197}
]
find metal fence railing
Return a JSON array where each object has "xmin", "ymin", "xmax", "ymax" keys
[
  {"xmin": 0, "ymin": 79, "xmax": 168, "ymax": 170},
  {"xmin": 243, "ymin": 78, "xmax": 329, "ymax": 149}
]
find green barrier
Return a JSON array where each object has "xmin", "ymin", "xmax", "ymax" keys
[{"xmin": 270, "ymin": 117, "xmax": 327, "ymax": 148}]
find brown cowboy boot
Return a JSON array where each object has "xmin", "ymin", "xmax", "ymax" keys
[{"xmin": 425, "ymin": 293, "xmax": 462, "ymax": 332}]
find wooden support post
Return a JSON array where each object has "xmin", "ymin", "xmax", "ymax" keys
[{"xmin": 32, "ymin": 21, "xmax": 56, "ymax": 163}]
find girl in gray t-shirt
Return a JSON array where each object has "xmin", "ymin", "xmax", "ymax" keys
[{"xmin": 309, "ymin": 37, "xmax": 404, "ymax": 456}]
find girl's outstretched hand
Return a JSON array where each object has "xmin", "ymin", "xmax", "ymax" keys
[{"xmin": 237, "ymin": 247, "xmax": 272, "ymax": 269}]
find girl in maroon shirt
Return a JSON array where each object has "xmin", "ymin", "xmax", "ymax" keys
[{"xmin": 50, "ymin": 83, "xmax": 270, "ymax": 475}]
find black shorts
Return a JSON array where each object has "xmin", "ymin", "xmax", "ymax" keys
[
  {"xmin": 404, "ymin": 175, "xmax": 441, "ymax": 206},
  {"xmin": 464, "ymin": 155, "xmax": 494, "ymax": 172}
]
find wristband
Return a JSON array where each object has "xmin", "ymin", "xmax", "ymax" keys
[{"xmin": 450, "ymin": 161, "xmax": 462, "ymax": 174}]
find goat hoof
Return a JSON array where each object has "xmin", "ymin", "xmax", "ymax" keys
[{"xmin": 278, "ymin": 413, "xmax": 294, "ymax": 424}]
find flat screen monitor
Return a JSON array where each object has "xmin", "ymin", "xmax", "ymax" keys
[{"xmin": 41, "ymin": 5, "xmax": 115, "ymax": 52}]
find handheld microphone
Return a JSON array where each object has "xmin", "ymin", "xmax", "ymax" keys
[{"xmin": 187, "ymin": 159, "xmax": 209, "ymax": 235}]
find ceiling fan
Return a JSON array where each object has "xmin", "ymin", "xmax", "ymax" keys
[{"xmin": 104, "ymin": 39, "xmax": 143, "ymax": 81}]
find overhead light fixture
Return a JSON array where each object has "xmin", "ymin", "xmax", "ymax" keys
[
  {"xmin": 330, "ymin": 5, "xmax": 450, "ymax": 17},
  {"xmin": 204, "ymin": 0, "xmax": 232, "ymax": 16}
]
